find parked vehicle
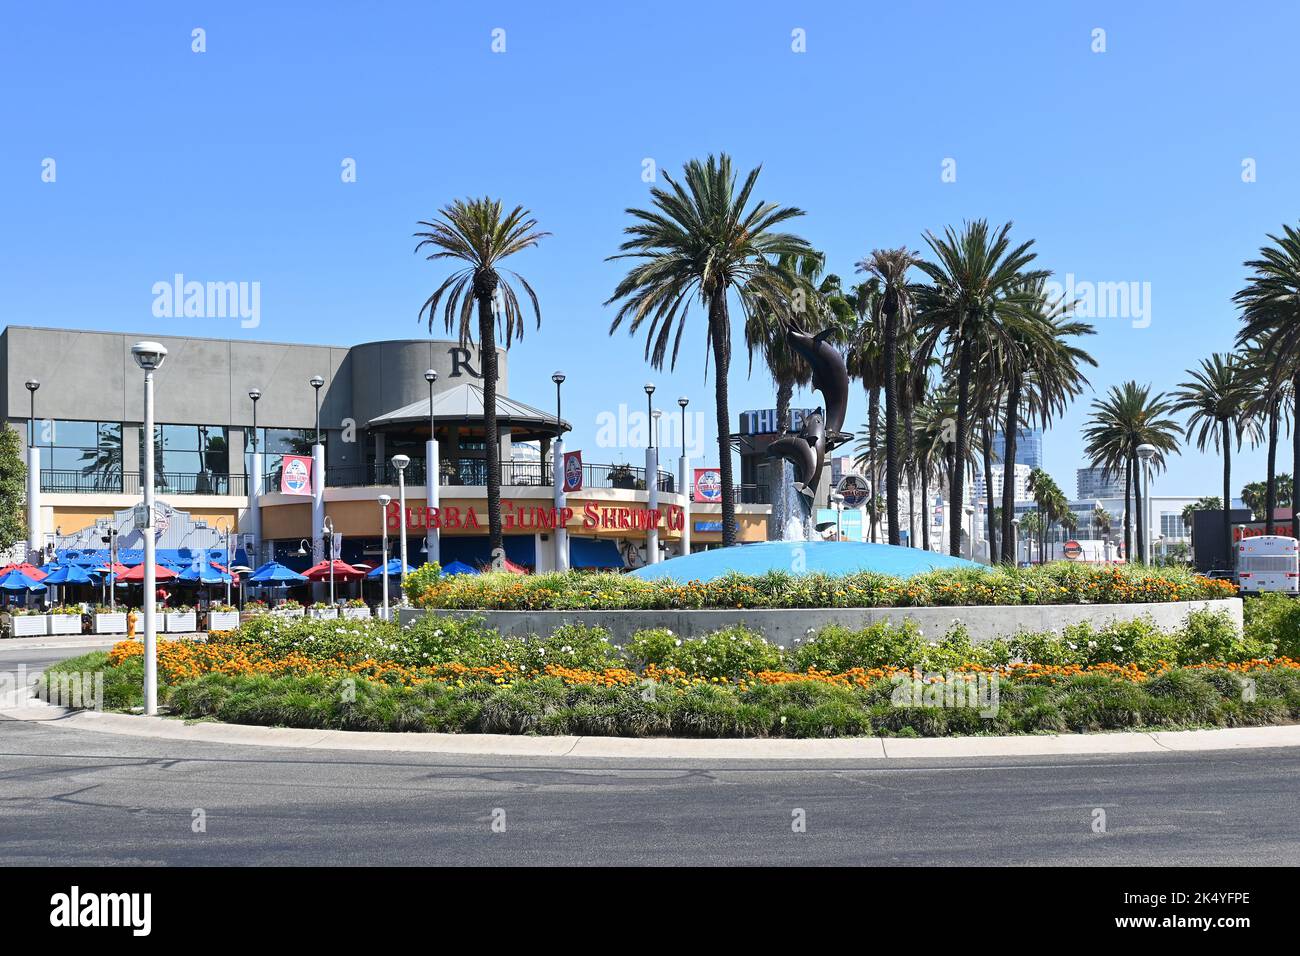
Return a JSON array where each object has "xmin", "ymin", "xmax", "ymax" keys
[{"xmin": 1236, "ymin": 535, "xmax": 1300, "ymax": 595}]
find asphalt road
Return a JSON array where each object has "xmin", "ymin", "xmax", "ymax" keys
[{"xmin": 3, "ymin": 643, "xmax": 1299, "ymax": 866}]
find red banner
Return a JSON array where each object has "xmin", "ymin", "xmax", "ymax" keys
[
  {"xmin": 694, "ymin": 468, "xmax": 723, "ymax": 503},
  {"xmin": 280, "ymin": 455, "xmax": 313, "ymax": 496},
  {"xmin": 562, "ymin": 450, "xmax": 583, "ymax": 492}
]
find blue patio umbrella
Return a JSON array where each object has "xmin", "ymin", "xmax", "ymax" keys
[
  {"xmin": 0, "ymin": 569, "xmax": 47, "ymax": 592},
  {"xmin": 178, "ymin": 563, "xmax": 234, "ymax": 585},
  {"xmin": 441, "ymin": 560, "xmax": 479, "ymax": 576},
  {"xmin": 366, "ymin": 558, "xmax": 413, "ymax": 578},
  {"xmin": 248, "ymin": 562, "xmax": 309, "ymax": 584},
  {"xmin": 41, "ymin": 564, "xmax": 93, "ymax": 586}
]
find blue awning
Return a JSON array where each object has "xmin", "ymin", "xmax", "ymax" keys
[
  {"xmin": 568, "ymin": 537, "xmax": 625, "ymax": 569},
  {"xmin": 437, "ymin": 535, "xmax": 536, "ymax": 570}
]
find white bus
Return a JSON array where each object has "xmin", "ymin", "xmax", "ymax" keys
[{"xmin": 1236, "ymin": 535, "xmax": 1300, "ymax": 595}]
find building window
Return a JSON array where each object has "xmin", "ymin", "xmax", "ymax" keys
[
  {"xmin": 246, "ymin": 427, "xmax": 318, "ymax": 484},
  {"xmin": 139, "ymin": 424, "xmax": 232, "ymax": 493},
  {"xmin": 35, "ymin": 420, "xmax": 123, "ymax": 490}
]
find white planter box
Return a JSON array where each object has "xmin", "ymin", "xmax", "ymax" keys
[
  {"xmin": 48, "ymin": 614, "xmax": 82, "ymax": 635},
  {"xmin": 165, "ymin": 611, "xmax": 197, "ymax": 633},
  {"xmin": 341, "ymin": 607, "xmax": 372, "ymax": 620},
  {"xmin": 94, "ymin": 613, "xmax": 127, "ymax": 634},
  {"xmin": 8, "ymin": 615, "xmax": 49, "ymax": 637},
  {"xmin": 206, "ymin": 611, "xmax": 240, "ymax": 631},
  {"xmin": 272, "ymin": 608, "xmax": 305, "ymax": 618},
  {"xmin": 308, "ymin": 608, "xmax": 339, "ymax": 619}
]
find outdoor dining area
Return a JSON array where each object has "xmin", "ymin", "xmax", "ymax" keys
[{"xmin": 0, "ymin": 553, "xmax": 486, "ymax": 637}]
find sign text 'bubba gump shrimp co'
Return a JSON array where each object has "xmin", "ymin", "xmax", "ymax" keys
[{"xmin": 386, "ymin": 500, "xmax": 686, "ymax": 534}]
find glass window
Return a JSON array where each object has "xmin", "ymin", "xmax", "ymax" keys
[{"xmin": 36, "ymin": 419, "xmax": 123, "ymax": 490}]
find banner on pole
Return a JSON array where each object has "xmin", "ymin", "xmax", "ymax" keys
[
  {"xmin": 693, "ymin": 468, "xmax": 723, "ymax": 503},
  {"xmin": 280, "ymin": 455, "xmax": 313, "ymax": 496},
  {"xmin": 563, "ymin": 451, "xmax": 583, "ymax": 492}
]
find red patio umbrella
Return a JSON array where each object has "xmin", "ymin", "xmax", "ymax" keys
[
  {"xmin": 499, "ymin": 558, "xmax": 529, "ymax": 574},
  {"xmin": 302, "ymin": 560, "xmax": 366, "ymax": 582},
  {"xmin": 117, "ymin": 562, "xmax": 180, "ymax": 582},
  {"xmin": 0, "ymin": 562, "xmax": 47, "ymax": 581}
]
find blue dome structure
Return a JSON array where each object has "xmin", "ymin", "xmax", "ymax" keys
[{"xmin": 629, "ymin": 541, "xmax": 983, "ymax": 582}]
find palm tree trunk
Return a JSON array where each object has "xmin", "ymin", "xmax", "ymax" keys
[
  {"xmin": 775, "ymin": 379, "xmax": 793, "ymax": 435},
  {"xmin": 1294, "ymin": 370, "xmax": 1300, "ymax": 541},
  {"xmin": 867, "ymin": 386, "xmax": 880, "ymax": 542},
  {"xmin": 1123, "ymin": 457, "xmax": 1133, "ymax": 563},
  {"xmin": 1266, "ymin": 403, "xmax": 1279, "ymax": 535},
  {"xmin": 883, "ymin": 304, "xmax": 900, "ymax": 545},
  {"xmin": 982, "ymin": 423, "xmax": 995, "ymax": 561},
  {"xmin": 1222, "ymin": 419, "xmax": 1233, "ymax": 569},
  {"xmin": 475, "ymin": 286, "xmax": 504, "ymax": 566},
  {"xmin": 1000, "ymin": 379, "xmax": 1020, "ymax": 563},
  {"xmin": 949, "ymin": 334, "xmax": 974, "ymax": 556},
  {"xmin": 907, "ymin": 468, "xmax": 917, "ymax": 547},
  {"xmin": 710, "ymin": 289, "xmax": 737, "ymax": 547},
  {"xmin": 920, "ymin": 468, "xmax": 930, "ymax": 552}
]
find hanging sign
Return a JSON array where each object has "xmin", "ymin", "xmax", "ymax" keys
[
  {"xmin": 563, "ymin": 451, "xmax": 583, "ymax": 492},
  {"xmin": 280, "ymin": 455, "xmax": 313, "ymax": 496}
]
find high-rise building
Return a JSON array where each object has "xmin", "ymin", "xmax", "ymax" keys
[
  {"xmin": 992, "ymin": 426, "xmax": 1043, "ymax": 470},
  {"xmin": 972, "ymin": 463, "xmax": 1032, "ymax": 504},
  {"xmin": 1077, "ymin": 466, "xmax": 1126, "ymax": 499}
]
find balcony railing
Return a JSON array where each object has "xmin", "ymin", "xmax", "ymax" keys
[
  {"xmin": 272, "ymin": 458, "xmax": 676, "ymax": 493},
  {"xmin": 39, "ymin": 470, "xmax": 249, "ymax": 496}
]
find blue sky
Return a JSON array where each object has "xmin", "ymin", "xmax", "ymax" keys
[{"xmin": 3, "ymin": 0, "xmax": 1297, "ymax": 498}]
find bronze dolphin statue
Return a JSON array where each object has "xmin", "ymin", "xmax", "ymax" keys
[{"xmin": 787, "ymin": 326, "xmax": 852, "ymax": 449}]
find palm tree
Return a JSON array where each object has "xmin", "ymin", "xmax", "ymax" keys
[
  {"xmin": 1239, "ymin": 344, "xmax": 1293, "ymax": 534},
  {"xmin": 856, "ymin": 248, "xmax": 919, "ymax": 545},
  {"xmin": 1235, "ymin": 223, "xmax": 1300, "ymax": 538},
  {"xmin": 607, "ymin": 154, "xmax": 812, "ymax": 547},
  {"xmin": 1172, "ymin": 354, "xmax": 1254, "ymax": 568},
  {"xmin": 1083, "ymin": 382, "xmax": 1181, "ymax": 564},
  {"xmin": 843, "ymin": 280, "xmax": 884, "ymax": 541},
  {"xmin": 916, "ymin": 220, "xmax": 1049, "ymax": 556},
  {"xmin": 1092, "ymin": 503, "xmax": 1112, "ymax": 545},
  {"xmin": 415, "ymin": 198, "xmax": 549, "ymax": 564}
]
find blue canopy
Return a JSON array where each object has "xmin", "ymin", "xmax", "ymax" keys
[
  {"xmin": 631, "ymin": 540, "xmax": 984, "ymax": 582},
  {"xmin": 178, "ymin": 563, "xmax": 234, "ymax": 585},
  {"xmin": 366, "ymin": 558, "xmax": 414, "ymax": 578},
  {"xmin": 569, "ymin": 537, "xmax": 625, "ymax": 569},
  {"xmin": 41, "ymin": 564, "xmax": 93, "ymax": 585},
  {"xmin": 0, "ymin": 569, "xmax": 47, "ymax": 592},
  {"xmin": 441, "ymin": 560, "xmax": 479, "ymax": 576},
  {"xmin": 248, "ymin": 562, "xmax": 308, "ymax": 584}
]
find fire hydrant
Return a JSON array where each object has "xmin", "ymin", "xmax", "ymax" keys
[{"xmin": 127, "ymin": 608, "xmax": 139, "ymax": 639}]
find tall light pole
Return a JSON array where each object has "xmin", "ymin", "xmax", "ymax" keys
[
  {"xmin": 1137, "ymin": 443, "xmax": 1156, "ymax": 566},
  {"xmin": 322, "ymin": 514, "xmax": 336, "ymax": 606},
  {"xmin": 1011, "ymin": 516, "xmax": 1021, "ymax": 566},
  {"xmin": 644, "ymin": 382, "xmax": 659, "ymax": 565},
  {"xmin": 309, "ymin": 375, "xmax": 326, "ymax": 574},
  {"xmin": 551, "ymin": 371, "xmax": 568, "ymax": 572},
  {"xmin": 678, "ymin": 396, "xmax": 690, "ymax": 557},
  {"xmin": 392, "ymin": 454, "xmax": 409, "ymax": 596},
  {"xmin": 131, "ymin": 341, "xmax": 168, "ymax": 716},
  {"xmin": 215, "ymin": 518, "xmax": 233, "ymax": 606},
  {"xmin": 424, "ymin": 369, "xmax": 439, "ymax": 566},
  {"xmin": 310, "ymin": 375, "xmax": 325, "ymax": 444},
  {"xmin": 377, "ymin": 494, "xmax": 391, "ymax": 620},
  {"xmin": 248, "ymin": 388, "xmax": 263, "ymax": 567},
  {"xmin": 24, "ymin": 380, "xmax": 40, "ymax": 559}
]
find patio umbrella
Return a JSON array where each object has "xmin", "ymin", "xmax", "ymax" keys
[
  {"xmin": 248, "ymin": 562, "xmax": 309, "ymax": 584},
  {"xmin": 117, "ymin": 562, "xmax": 180, "ymax": 582},
  {"xmin": 499, "ymin": 557, "xmax": 529, "ymax": 574},
  {"xmin": 0, "ymin": 569, "xmax": 47, "ymax": 592},
  {"xmin": 41, "ymin": 564, "xmax": 93, "ymax": 585},
  {"xmin": 366, "ymin": 558, "xmax": 413, "ymax": 578},
  {"xmin": 0, "ymin": 562, "xmax": 47, "ymax": 581},
  {"xmin": 441, "ymin": 560, "xmax": 479, "ymax": 576},
  {"xmin": 303, "ymin": 560, "xmax": 366, "ymax": 582},
  {"xmin": 178, "ymin": 562, "xmax": 236, "ymax": 585}
]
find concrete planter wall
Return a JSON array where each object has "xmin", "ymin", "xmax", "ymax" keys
[
  {"xmin": 48, "ymin": 614, "xmax": 83, "ymax": 635},
  {"xmin": 341, "ymin": 607, "xmax": 371, "ymax": 620},
  {"xmin": 308, "ymin": 608, "xmax": 339, "ymax": 619},
  {"xmin": 399, "ymin": 597, "xmax": 1244, "ymax": 648},
  {"xmin": 207, "ymin": 611, "xmax": 240, "ymax": 631},
  {"xmin": 6, "ymin": 615, "xmax": 49, "ymax": 637},
  {"xmin": 164, "ymin": 611, "xmax": 197, "ymax": 633},
  {"xmin": 94, "ymin": 613, "xmax": 127, "ymax": 635}
]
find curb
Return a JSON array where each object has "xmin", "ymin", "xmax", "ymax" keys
[{"xmin": 7, "ymin": 702, "xmax": 1300, "ymax": 759}]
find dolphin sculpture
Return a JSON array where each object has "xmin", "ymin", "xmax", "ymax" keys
[
  {"xmin": 768, "ymin": 407, "xmax": 827, "ymax": 497},
  {"xmin": 786, "ymin": 326, "xmax": 852, "ymax": 450}
]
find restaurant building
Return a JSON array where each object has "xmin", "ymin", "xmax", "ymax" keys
[{"xmin": 1, "ymin": 326, "xmax": 770, "ymax": 574}]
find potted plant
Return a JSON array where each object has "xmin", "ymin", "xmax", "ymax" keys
[
  {"xmin": 609, "ymin": 463, "xmax": 638, "ymax": 490},
  {"xmin": 93, "ymin": 604, "xmax": 128, "ymax": 634},
  {"xmin": 206, "ymin": 603, "xmax": 240, "ymax": 632},
  {"xmin": 272, "ymin": 598, "xmax": 304, "ymax": 618},
  {"xmin": 47, "ymin": 604, "xmax": 84, "ymax": 635},
  {"xmin": 5, "ymin": 606, "xmax": 50, "ymax": 637},
  {"xmin": 240, "ymin": 599, "xmax": 268, "ymax": 625},
  {"xmin": 308, "ymin": 601, "xmax": 339, "ymax": 619},
  {"xmin": 341, "ymin": 598, "xmax": 371, "ymax": 620},
  {"xmin": 164, "ymin": 603, "xmax": 197, "ymax": 633}
]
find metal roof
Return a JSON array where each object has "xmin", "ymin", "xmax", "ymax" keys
[{"xmin": 367, "ymin": 383, "xmax": 569, "ymax": 437}]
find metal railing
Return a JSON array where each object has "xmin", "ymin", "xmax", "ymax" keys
[
  {"xmin": 40, "ymin": 470, "xmax": 248, "ymax": 496},
  {"xmin": 307, "ymin": 458, "xmax": 675, "ymax": 493}
]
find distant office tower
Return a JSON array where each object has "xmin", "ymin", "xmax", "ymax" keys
[
  {"xmin": 1076, "ymin": 466, "xmax": 1126, "ymax": 499},
  {"xmin": 992, "ymin": 426, "xmax": 1043, "ymax": 470},
  {"xmin": 972, "ymin": 463, "xmax": 1032, "ymax": 504}
]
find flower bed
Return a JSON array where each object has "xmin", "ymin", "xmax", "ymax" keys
[{"xmin": 405, "ymin": 563, "xmax": 1235, "ymax": 612}]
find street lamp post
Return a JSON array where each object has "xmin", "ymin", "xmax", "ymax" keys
[
  {"xmin": 131, "ymin": 340, "xmax": 168, "ymax": 716},
  {"xmin": 309, "ymin": 376, "xmax": 326, "ymax": 572},
  {"xmin": 24, "ymin": 380, "xmax": 40, "ymax": 559},
  {"xmin": 391, "ymin": 455, "xmax": 409, "ymax": 596},
  {"xmin": 1011, "ymin": 517, "xmax": 1021, "ymax": 566},
  {"xmin": 677, "ymin": 396, "xmax": 690, "ymax": 557},
  {"xmin": 377, "ymin": 494, "xmax": 392, "ymax": 620},
  {"xmin": 644, "ymin": 382, "xmax": 659, "ymax": 565},
  {"xmin": 322, "ymin": 515, "xmax": 336, "ymax": 606},
  {"xmin": 248, "ymin": 388, "xmax": 263, "ymax": 567},
  {"xmin": 551, "ymin": 371, "xmax": 569, "ymax": 572},
  {"xmin": 1137, "ymin": 443, "xmax": 1156, "ymax": 566},
  {"xmin": 215, "ymin": 519, "xmax": 233, "ymax": 606},
  {"xmin": 424, "ymin": 369, "xmax": 439, "ymax": 566}
]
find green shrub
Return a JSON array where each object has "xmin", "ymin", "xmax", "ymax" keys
[
  {"xmin": 1244, "ymin": 592, "xmax": 1300, "ymax": 659},
  {"xmin": 627, "ymin": 625, "xmax": 784, "ymax": 679},
  {"xmin": 790, "ymin": 620, "xmax": 927, "ymax": 672},
  {"xmin": 1177, "ymin": 609, "xmax": 1272, "ymax": 664}
]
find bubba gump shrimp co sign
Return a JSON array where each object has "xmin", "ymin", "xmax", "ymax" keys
[{"xmin": 387, "ymin": 500, "xmax": 686, "ymax": 533}]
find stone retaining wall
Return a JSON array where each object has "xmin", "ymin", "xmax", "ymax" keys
[{"xmin": 399, "ymin": 598, "xmax": 1243, "ymax": 647}]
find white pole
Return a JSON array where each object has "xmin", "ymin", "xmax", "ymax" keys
[
  {"xmin": 26, "ymin": 445, "xmax": 41, "ymax": 560},
  {"xmin": 645, "ymin": 444, "xmax": 660, "ymax": 564},
  {"xmin": 553, "ymin": 436, "xmax": 569, "ymax": 571},
  {"xmin": 143, "ymin": 368, "xmax": 158, "ymax": 716},
  {"xmin": 249, "ymin": 449, "xmax": 264, "ymax": 567},
  {"xmin": 1144, "ymin": 459, "xmax": 1154, "ymax": 566},
  {"xmin": 381, "ymin": 523, "xmax": 390, "ymax": 620},
  {"xmin": 678, "ymin": 451, "xmax": 691, "ymax": 557},
  {"xmin": 397, "ymin": 469, "xmax": 408, "ymax": 596},
  {"xmin": 425, "ymin": 437, "xmax": 440, "ymax": 565}
]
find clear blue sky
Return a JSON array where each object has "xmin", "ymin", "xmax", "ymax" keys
[{"xmin": 4, "ymin": 0, "xmax": 1297, "ymax": 498}]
